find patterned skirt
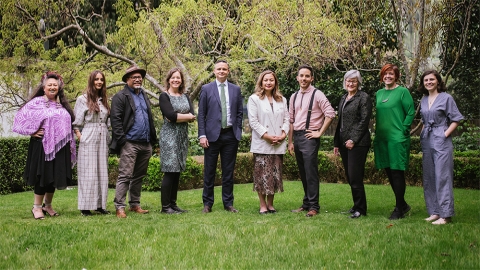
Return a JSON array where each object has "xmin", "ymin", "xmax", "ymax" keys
[{"xmin": 253, "ymin": 153, "xmax": 283, "ymax": 195}]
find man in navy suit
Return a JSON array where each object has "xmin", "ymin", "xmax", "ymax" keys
[{"xmin": 198, "ymin": 60, "xmax": 243, "ymax": 213}]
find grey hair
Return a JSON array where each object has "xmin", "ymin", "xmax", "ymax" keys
[{"xmin": 343, "ymin": 70, "xmax": 362, "ymax": 90}]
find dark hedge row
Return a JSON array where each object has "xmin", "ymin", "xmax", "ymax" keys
[{"xmin": 1, "ymin": 137, "xmax": 478, "ymax": 194}]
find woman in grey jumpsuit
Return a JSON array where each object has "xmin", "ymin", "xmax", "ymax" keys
[{"xmin": 418, "ymin": 70, "xmax": 463, "ymax": 225}]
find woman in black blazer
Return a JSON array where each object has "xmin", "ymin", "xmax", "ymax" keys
[{"xmin": 333, "ymin": 70, "xmax": 373, "ymax": 218}]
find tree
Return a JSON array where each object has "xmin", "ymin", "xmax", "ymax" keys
[{"xmin": 0, "ymin": 0, "xmax": 359, "ymax": 110}]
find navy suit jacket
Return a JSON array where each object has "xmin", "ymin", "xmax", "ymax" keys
[{"xmin": 198, "ymin": 81, "xmax": 243, "ymax": 142}]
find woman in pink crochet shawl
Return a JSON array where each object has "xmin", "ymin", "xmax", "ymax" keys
[{"xmin": 13, "ymin": 72, "xmax": 76, "ymax": 220}]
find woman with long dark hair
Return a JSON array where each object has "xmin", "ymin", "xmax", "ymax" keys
[
  {"xmin": 248, "ymin": 70, "xmax": 289, "ymax": 214},
  {"xmin": 13, "ymin": 71, "xmax": 76, "ymax": 219},
  {"xmin": 73, "ymin": 70, "xmax": 111, "ymax": 216}
]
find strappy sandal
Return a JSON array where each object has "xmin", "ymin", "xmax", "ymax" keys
[
  {"xmin": 42, "ymin": 203, "xmax": 59, "ymax": 217},
  {"xmin": 32, "ymin": 207, "xmax": 45, "ymax": 220}
]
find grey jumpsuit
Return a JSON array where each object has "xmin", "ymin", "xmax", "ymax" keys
[{"xmin": 420, "ymin": 92, "xmax": 463, "ymax": 218}]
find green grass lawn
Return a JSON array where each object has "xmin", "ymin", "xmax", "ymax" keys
[{"xmin": 1, "ymin": 182, "xmax": 479, "ymax": 269}]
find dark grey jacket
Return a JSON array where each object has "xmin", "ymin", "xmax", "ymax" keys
[
  {"xmin": 334, "ymin": 90, "xmax": 372, "ymax": 147},
  {"xmin": 109, "ymin": 86, "xmax": 158, "ymax": 154}
]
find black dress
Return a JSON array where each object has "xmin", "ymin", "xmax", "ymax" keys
[{"xmin": 24, "ymin": 137, "xmax": 72, "ymax": 190}]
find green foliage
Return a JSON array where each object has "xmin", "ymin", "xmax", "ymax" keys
[
  {"xmin": 440, "ymin": 1, "xmax": 480, "ymax": 119},
  {"xmin": 0, "ymin": 138, "xmax": 31, "ymax": 194},
  {"xmin": 452, "ymin": 122, "xmax": 480, "ymax": 152},
  {"xmin": 143, "ymin": 157, "xmax": 161, "ymax": 192}
]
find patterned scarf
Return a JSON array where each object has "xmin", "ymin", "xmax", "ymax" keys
[{"xmin": 12, "ymin": 96, "xmax": 76, "ymax": 166}]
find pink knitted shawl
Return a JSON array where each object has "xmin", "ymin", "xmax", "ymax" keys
[{"xmin": 12, "ymin": 96, "xmax": 76, "ymax": 166}]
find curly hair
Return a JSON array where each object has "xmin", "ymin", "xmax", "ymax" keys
[{"xmin": 30, "ymin": 71, "xmax": 75, "ymax": 121}]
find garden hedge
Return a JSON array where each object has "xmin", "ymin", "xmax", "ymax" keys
[{"xmin": 1, "ymin": 136, "xmax": 478, "ymax": 195}]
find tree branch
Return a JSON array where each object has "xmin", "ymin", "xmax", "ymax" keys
[
  {"xmin": 444, "ymin": 0, "xmax": 475, "ymax": 84},
  {"xmin": 390, "ymin": 0, "xmax": 411, "ymax": 84}
]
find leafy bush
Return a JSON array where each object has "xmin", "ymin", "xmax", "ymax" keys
[
  {"xmin": 1, "ymin": 137, "xmax": 478, "ymax": 195},
  {"xmin": 453, "ymin": 122, "xmax": 480, "ymax": 151}
]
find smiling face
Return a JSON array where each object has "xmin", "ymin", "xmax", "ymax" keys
[
  {"xmin": 382, "ymin": 69, "xmax": 397, "ymax": 88},
  {"xmin": 297, "ymin": 68, "xmax": 313, "ymax": 90},
  {"xmin": 262, "ymin": 73, "xmax": 276, "ymax": 93},
  {"xmin": 44, "ymin": 78, "xmax": 59, "ymax": 101},
  {"xmin": 169, "ymin": 71, "xmax": 183, "ymax": 91},
  {"xmin": 126, "ymin": 72, "xmax": 143, "ymax": 90},
  {"xmin": 345, "ymin": 78, "xmax": 359, "ymax": 94},
  {"xmin": 213, "ymin": 62, "xmax": 230, "ymax": 83},
  {"xmin": 423, "ymin": 74, "xmax": 439, "ymax": 93},
  {"xmin": 94, "ymin": 73, "xmax": 105, "ymax": 91}
]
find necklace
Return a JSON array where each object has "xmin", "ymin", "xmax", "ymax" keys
[
  {"xmin": 381, "ymin": 90, "xmax": 393, "ymax": 103},
  {"xmin": 428, "ymin": 93, "xmax": 439, "ymax": 105}
]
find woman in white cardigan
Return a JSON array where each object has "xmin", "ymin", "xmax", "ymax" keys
[{"xmin": 248, "ymin": 70, "xmax": 290, "ymax": 214}]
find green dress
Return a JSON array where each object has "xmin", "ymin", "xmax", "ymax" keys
[{"xmin": 373, "ymin": 86, "xmax": 415, "ymax": 170}]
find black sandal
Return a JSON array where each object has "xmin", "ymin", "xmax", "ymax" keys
[
  {"xmin": 42, "ymin": 203, "xmax": 59, "ymax": 217},
  {"xmin": 32, "ymin": 207, "xmax": 45, "ymax": 220}
]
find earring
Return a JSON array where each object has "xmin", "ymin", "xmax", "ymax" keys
[{"xmin": 56, "ymin": 96, "xmax": 62, "ymax": 108}]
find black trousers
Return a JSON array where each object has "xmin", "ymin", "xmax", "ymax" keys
[
  {"xmin": 161, "ymin": 172, "xmax": 180, "ymax": 207},
  {"xmin": 385, "ymin": 168, "xmax": 407, "ymax": 209},
  {"xmin": 202, "ymin": 129, "xmax": 239, "ymax": 208},
  {"xmin": 339, "ymin": 145, "xmax": 369, "ymax": 215},
  {"xmin": 293, "ymin": 131, "xmax": 320, "ymax": 211}
]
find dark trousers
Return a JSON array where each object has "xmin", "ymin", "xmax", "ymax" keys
[
  {"xmin": 385, "ymin": 168, "xmax": 408, "ymax": 209},
  {"xmin": 161, "ymin": 172, "xmax": 180, "ymax": 207},
  {"xmin": 339, "ymin": 145, "xmax": 369, "ymax": 215},
  {"xmin": 202, "ymin": 129, "xmax": 239, "ymax": 208},
  {"xmin": 293, "ymin": 131, "xmax": 320, "ymax": 211}
]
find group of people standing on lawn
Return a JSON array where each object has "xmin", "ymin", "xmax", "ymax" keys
[{"xmin": 13, "ymin": 61, "xmax": 463, "ymax": 225}]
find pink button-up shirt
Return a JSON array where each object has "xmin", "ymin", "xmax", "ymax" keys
[{"xmin": 289, "ymin": 85, "xmax": 335, "ymax": 131}]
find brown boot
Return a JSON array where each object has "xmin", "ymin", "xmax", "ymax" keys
[
  {"xmin": 116, "ymin": 208, "xmax": 127, "ymax": 218},
  {"xmin": 129, "ymin": 205, "xmax": 149, "ymax": 214}
]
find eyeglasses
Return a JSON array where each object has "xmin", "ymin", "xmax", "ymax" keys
[{"xmin": 130, "ymin": 76, "xmax": 143, "ymax": 81}]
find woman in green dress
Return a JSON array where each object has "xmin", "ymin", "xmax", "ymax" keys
[{"xmin": 373, "ymin": 64, "xmax": 415, "ymax": 220}]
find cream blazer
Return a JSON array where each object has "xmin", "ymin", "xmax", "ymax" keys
[{"xmin": 248, "ymin": 94, "xmax": 290, "ymax": 154}]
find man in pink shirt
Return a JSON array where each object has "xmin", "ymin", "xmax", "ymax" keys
[{"xmin": 288, "ymin": 65, "xmax": 336, "ymax": 217}]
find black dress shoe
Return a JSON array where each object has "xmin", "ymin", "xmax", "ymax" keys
[
  {"xmin": 268, "ymin": 209, "xmax": 277, "ymax": 214},
  {"xmin": 161, "ymin": 207, "xmax": 181, "ymax": 214},
  {"xmin": 95, "ymin": 208, "xmax": 110, "ymax": 215},
  {"xmin": 389, "ymin": 207, "xmax": 404, "ymax": 220},
  {"xmin": 259, "ymin": 210, "xmax": 269, "ymax": 215},
  {"xmin": 81, "ymin": 210, "xmax": 93, "ymax": 216},
  {"xmin": 171, "ymin": 205, "xmax": 188, "ymax": 213},
  {"xmin": 202, "ymin": 205, "xmax": 212, "ymax": 213},
  {"xmin": 224, "ymin": 206, "xmax": 238, "ymax": 213},
  {"xmin": 349, "ymin": 211, "xmax": 362, "ymax": 219}
]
